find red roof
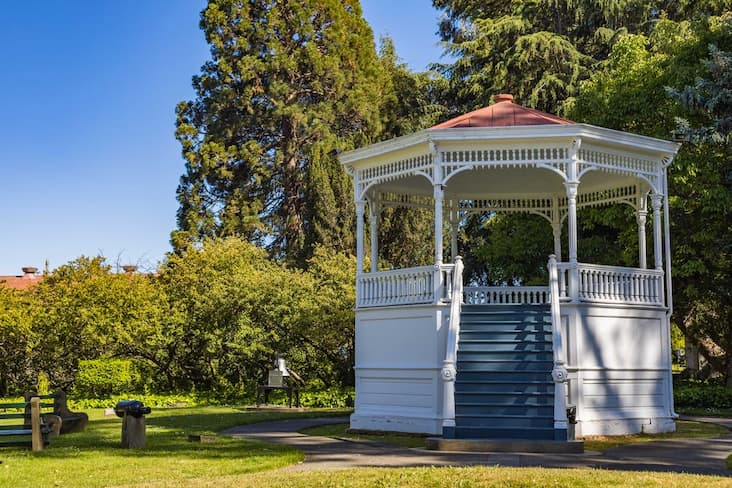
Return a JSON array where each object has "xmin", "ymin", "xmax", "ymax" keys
[
  {"xmin": 431, "ymin": 94, "xmax": 574, "ymax": 129},
  {"xmin": 0, "ymin": 267, "xmax": 43, "ymax": 290}
]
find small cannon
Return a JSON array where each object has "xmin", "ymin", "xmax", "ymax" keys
[
  {"xmin": 114, "ymin": 400, "xmax": 152, "ymax": 419},
  {"xmin": 114, "ymin": 400, "xmax": 151, "ymax": 448}
]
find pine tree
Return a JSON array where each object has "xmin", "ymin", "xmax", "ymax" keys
[
  {"xmin": 174, "ymin": 0, "xmax": 384, "ymax": 262},
  {"xmin": 432, "ymin": 0, "xmax": 732, "ymax": 114}
]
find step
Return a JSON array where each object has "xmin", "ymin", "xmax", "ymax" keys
[
  {"xmin": 457, "ymin": 360, "xmax": 553, "ymax": 372},
  {"xmin": 460, "ymin": 315, "xmax": 551, "ymax": 324},
  {"xmin": 459, "ymin": 338, "xmax": 552, "ymax": 345},
  {"xmin": 454, "ymin": 415, "xmax": 554, "ymax": 429},
  {"xmin": 456, "ymin": 371, "xmax": 553, "ymax": 383},
  {"xmin": 459, "ymin": 324, "xmax": 552, "ymax": 333},
  {"xmin": 457, "ymin": 351, "xmax": 554, "ymax": 362},
  {"xmin": 453, "ymin": 426, "xmax": 557, "ymax": 440},
  {"xmin": 458, "ymin": 331, "xmax": 552, "ymax": 341},
  {"xmin": 458, "ymin": 342, "xmax": 552, "ymax": 353},
  {"xmin": 453, "ymin": 404, "xmax": 554, "ymax": 417},
  {"xmin": 455, "ymin": 394, "xmax": 554, "ymax": 406},
  {"xmin": 455, "ymin": 382, "xmax": 553, "ymax": 394}
]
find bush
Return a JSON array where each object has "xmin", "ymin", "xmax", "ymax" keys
[
  {"xmin": 674, "ymin": 383, "xmax": 732, "ymax": 409},
  {"xmin": 68, "ymin": 393, "xmax": 203, "ymax": 410},
  {"xmin": 299, "ymin": 387, "xmax": 354, "ymax": 408},
  {"xmin": 73, "ymin": 359, "xmax": 141, "ymax": 398}
]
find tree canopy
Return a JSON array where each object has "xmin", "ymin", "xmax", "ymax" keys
[{"xmin": 174, "ymin": 0, "xmax": 385, "ymax": 263}]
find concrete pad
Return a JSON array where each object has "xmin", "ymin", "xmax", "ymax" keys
[{"xmin": 426, "ymin": 437, "xmax": 584, "ymax": 453}]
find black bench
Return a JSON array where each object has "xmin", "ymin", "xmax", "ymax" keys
[{"xmin": 0, "ymin": 397, "xmax": 53, "ymax": 451}]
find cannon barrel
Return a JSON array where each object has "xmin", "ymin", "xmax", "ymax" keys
[{"xmin": 114, "ymin": 400, "xmax": 151, "ymax": 418}]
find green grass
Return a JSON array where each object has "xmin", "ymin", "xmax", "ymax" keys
[
  {"xmin": 727, "ymin": 453, "xmax": 732, "ymax": 471},
  {"xmin": 0, "ymin": 406, "xmax": 349, "ymax": 487},
  {"xmin": 1, "ymin": 409, "xmax": 729, "ymax": 487},
  {"xmin": 582, "ymin": 420, "xmax": 729, "ymax": 451},
  {"xmin": 132, "ymin": 466, "xmax": 732, "ymax": 487},
  {"xmin": 300, "ymin": 422, "xmax": 428, "ymax": 448}
]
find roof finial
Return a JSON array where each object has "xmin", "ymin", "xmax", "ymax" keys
[{"xmin": 493, "ymin": 93, "xmax": 514, "ymax": 103}]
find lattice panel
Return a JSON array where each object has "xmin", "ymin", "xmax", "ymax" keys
[
  {"xmin": 577, "ymin": 148, "xmax": 659, "ymax": 190},
  {"xmin": 378, "ymin": 192, "xmax": 433, "ymax": 209},
  {"xmin": 558, "ymin": 185, "xmax": 641, "ymax": 211},
  {"xmin": 357, "ymin": 152, "xmax": 433, "ymax": 198},
  {"xmin": 458, "ymin": 197, "xmax": 554, "ymax": 221},
  {"xmin": 440, "ymin": 146, "xmax": 570, "ymax": 183}
]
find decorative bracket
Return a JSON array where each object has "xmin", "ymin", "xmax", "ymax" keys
[
  {"xmin": 552, "ymin": 365, "xmax": 569, "ymax": 383},
  {"xmin": 441, "ymin": 363, "xmax": 457, "ymax": 382}
]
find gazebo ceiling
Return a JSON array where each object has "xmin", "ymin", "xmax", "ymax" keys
[{"xmin": 432, "ymin": 94, "xmax": 573, "ymax": 129}]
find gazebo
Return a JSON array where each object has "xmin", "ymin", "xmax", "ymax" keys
[{"xmin": 339, "ymin": 95, "xmax": 680, "ymax": 442}]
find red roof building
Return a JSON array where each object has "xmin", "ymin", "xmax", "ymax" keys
[{"xmin": 0, "ymin": 267, "xmax": 43, "ymax": 290}]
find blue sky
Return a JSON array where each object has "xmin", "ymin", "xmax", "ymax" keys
[{"xmin": 0, "ymin": 1, "xmax": 446, "ymax": 274}]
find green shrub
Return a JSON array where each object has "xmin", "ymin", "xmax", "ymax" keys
[
  {"xmin": 73, "ymin": 359, "xmax": 141, "ymax": 398},
  {"xmin": 68, "ymin": 393, "xmax": 204, "ymax": 410},
  {"xmin": 675, "ymin": 384, "xmax": 732, "ymax": 409},
  {"xmin": 299, "ymin": 387, "xmax": 354, "ymax": 408}
]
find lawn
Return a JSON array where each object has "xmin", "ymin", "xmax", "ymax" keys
[
  {"xmin": 132, "ymin": 466, "xmax": 732, "ymax": 487},
  {"xmin": 0, "ymin": 406, "xmax": 348, "ymax": 487},
  {"xmin": 2, "ymin": 408, "xmax": 730, "ymax": 487}
]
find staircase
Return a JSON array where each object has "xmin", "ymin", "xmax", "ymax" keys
[{"xmin": 453, "ymin": 304, "xmax": 556, "ymax": 440}]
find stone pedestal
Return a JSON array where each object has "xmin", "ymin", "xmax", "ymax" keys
[{"xmin": 121, "ymin": 415, "xmax": 146, "ymax": 449}]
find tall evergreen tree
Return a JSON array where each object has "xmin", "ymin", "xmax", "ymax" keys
[
  {"xmin": 432, "ymin": 0, "xmax": 732, "ymax": 114},
  {"xmin": 174, "ymin": 0, "xmax": 384, "ymax": 262},
  {"xmin": 570, "ymin": 15, "xmax": 732, "ymax": 382}
]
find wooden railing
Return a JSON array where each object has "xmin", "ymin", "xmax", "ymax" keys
[
  {"xmin": 464, "ymin": 286, "xmax": 550, "ymax": 305},
  {"xmin": 547, "ymin": 255, "xmax": 569, "ymax": 439},
  {"xmin": 356, "ymin": 264, "xmax": 456, "ymax": 308},
  {"xmin": 556, "ymin": 262, "xmax": 664, "ymax": 305},
  {"xmin": 441, "ymin": 257, "xmax": 464, "ymax": 435},
  {"xmin": 358, "ymin": 262, "xmax": 663, "ymax": 308}
]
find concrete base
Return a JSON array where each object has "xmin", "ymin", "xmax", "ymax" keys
[
  {"xmin": 426, "ymin": 437, "xmax": 584, "ymax": 453},
  {"xmin": 350, "ymin": 413, "xmax": 441, "ymax": 435},
  {"xmin": 578, "ymin": 416, "xmax": 676, "ymax": 436}
]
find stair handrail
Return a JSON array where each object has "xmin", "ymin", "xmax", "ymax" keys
[
  {"xmin": 441, "ymin": 255, "xmax": 463, "ymax": 434},
  {"xmin": 548, "ymin": 254, "xmax": 569, "ymax": 439}
]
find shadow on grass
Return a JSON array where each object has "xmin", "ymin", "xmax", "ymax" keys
[{"xmin": 13, "ymin": 406, "xmax": 351, "ymax": 461}]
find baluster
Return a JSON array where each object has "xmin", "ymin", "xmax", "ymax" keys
[
  {"xmin": 599, "ymin": 271, "xmax": 606, "ymax": 300},
  {"xmin": 655, "ymin": 274, "xmax": 662, "ymax": 304},
  {"xmin": 640, "ymin": 274, "xmax": 647, "ymax": 303}
]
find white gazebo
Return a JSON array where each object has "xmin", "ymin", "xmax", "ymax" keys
[{"xmin": 340, "ymin": 95, "xmax": 680, "ymax": 441}]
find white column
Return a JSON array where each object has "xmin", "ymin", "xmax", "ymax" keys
[
  {"xmin": 651, "ymin": 193, "xmax": 663, "ymax": 270},
  {"xmin": 434, "ymin": 185, "xmax": 444, "ymax": 265},
  {"xmin": 355, "ymin": 201, "xmax": 366, "ymax": 274},
  {"xmin": 637, "ymin": 208, "xmax": 648, "ymax": 269},
  {"xmin": 565, "ymin": 182, "xmax": 579, "ymax": 301},
  {"xmin": 449, "ymin": 204, "xmax": 459, "ymax": 262},
  {"xmin": 369, "ymin": 199, "xmax": 379, "ymax": 273},
  {"xmin": 551, "ymin": 195, "xmax": 562, "ymax": 262}
]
